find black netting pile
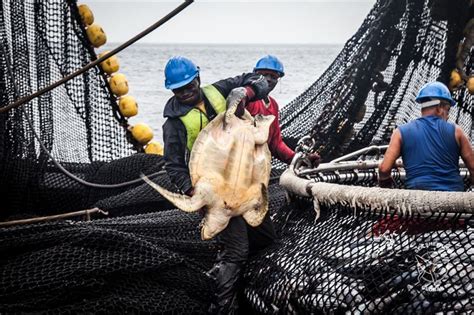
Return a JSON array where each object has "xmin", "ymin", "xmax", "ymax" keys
[
  {"xmin": 0, "ymin": 182, "xmax": 288, "ymax": 314},
  {"xmin": 1, "ymin": 0, "xmax": 473, "ymax": 313},
  {"xmin": 245, "ymin": 201, "xmax": 473, "ymax": 314}
]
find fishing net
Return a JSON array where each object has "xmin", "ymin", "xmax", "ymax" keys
[
  {"xmin": 280, "ymin": 0, "xmax": 474, "ymax": 164},
  {"xmin": 0, "ymin": 0, "xmax": 473, "ymax": 313},
  {"xmin": 0, "ymin": 0, "xmax": 161, "ymax": 219}
]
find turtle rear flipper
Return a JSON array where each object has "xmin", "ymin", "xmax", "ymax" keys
[
  {"xmin": 253, "ymin": 114, "xmax": 275, "ymax": 144},
  {"xmin": 241, "ymin": 183, "xmax": 269, "ymax": 227},
  {"xmin": 201, "ymin": 207, "xmax": 232, "ymax": 240},
  {"xmin": 141, "ymin": 174, "xmax": 206, "ymax": 212}
]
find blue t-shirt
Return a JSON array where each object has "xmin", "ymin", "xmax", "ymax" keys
[{"xmin": 399, "ymin": 116, "xmax": 463, "ymax": 191}]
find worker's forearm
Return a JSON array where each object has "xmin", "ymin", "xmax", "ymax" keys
[{"xmin": 378, "ymin": 162, "xmax": 393, "ymax": 180}]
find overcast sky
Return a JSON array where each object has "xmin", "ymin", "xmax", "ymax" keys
[{"xmin": 86, "ymin": 1, "xmax": 376, "ymax": 44}]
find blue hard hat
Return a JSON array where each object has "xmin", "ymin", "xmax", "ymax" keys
[
  {"xmin": 164, "ymin": 56, "xmax": 200, "ymax": 90},
  {"xmin": 254, "ymin": 55, "xmax": 285, "ymax": 77},
  {"xmin": 415, "ymin": 81, "xmax": 455, "ymax": 106}
]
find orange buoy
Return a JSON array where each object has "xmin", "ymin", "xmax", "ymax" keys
[
  {"xmin": 78, "ymin": 4, "xmax": 94, "ymax": 26},
  {"xmin": 118, "ymin": 95, "xmax": 138, "ymax": 117},
  {"xmin": 145, "ymin": 141, "xmax": 164, "ymax": 155},
  {"xmin": 130, "ymin": 123, "xmax": 153, "ymax": 145},
  {"xmin": 86, "ymin": 24, "xmax": 107, "ymax": 48},
  {"xmin": 449, "ymin": 69, "xmax": 462, "ymax": 90},
  {"xmin": 98, "ymin": 51, "xmax": 120, "ymax": 74},
  {"xmin": 109, "ymin": 73, "xmax": 129, "ymax": 96},
  {"xmin": 467, "ymin": 76, "xmax": 474, "ymax": 95}
]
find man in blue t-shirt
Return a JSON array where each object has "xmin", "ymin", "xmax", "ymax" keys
[{"xmin": 379, "ymin": 81, "xmax": 474, "ymax": 191}]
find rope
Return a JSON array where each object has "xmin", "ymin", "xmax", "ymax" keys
[{"xmin": 0, "ymin": 208, "xmax": 108, "ymax": 227}]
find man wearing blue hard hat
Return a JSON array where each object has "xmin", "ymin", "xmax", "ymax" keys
[
  {"xmin": 161, "ymin": 56, "xmax": 271, "ymax": 314},
  {"xmin": 162, "ymin": 56, "xmax": 268, "ymax": 195},
  {"xmin": 379, "ymin": 81, "xmax": 474, "ymax": 191},
  {"xmin": 246, "ymin": 55, "xmax": 320, "ymax": 166}
]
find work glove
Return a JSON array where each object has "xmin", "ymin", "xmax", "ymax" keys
[
  {"xmin": 227, "ymin": 86, "xmax": 255, "ymax": 118},
  {"xmin": 307, "ymin": 152, "xmax": 321, "ymax": 168},
  {"xmin": 378, "ymin": 176, "xmax": 395, "ymax": 189}
]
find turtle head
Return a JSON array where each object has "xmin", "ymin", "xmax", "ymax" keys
[{"xmin": 254, "ymin": 114, "xmax": 275, "ymax": 129}]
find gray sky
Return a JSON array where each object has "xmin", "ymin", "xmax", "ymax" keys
[{"xmin": 86, "ymin": 1, "xmax": 376, "ymax": 44}]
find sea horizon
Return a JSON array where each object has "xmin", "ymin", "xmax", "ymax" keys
[{"xmin": 104, "ymin": 43, "xmax": 343, "ymax": 143}]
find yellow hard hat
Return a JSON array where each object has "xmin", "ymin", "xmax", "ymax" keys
[
  {"xmin": 467, "ymin": 77, "xmax": 474, "ymax": 95},
  {"xmin": 118, "ymin": 95, "xmax": 138, "ymax": 117},
  {"xmin": 109, "ymin": 73, "xmax": 129, "ymax": 96},
  {"xmin": 98, "ymin": 51, "xmax": 120, "ymax": 74},
  {"xmin": 78, "ymin": 4, "xmax": 94, "ymax": 26},
  {"xmin": 86, "ymin": 24, "xmax": 107, "ymax": 48},
  {"xmin": 145, "ymin": 141, "xmax": 164, "ymax": 155},
  {"xmin": 130, "ymin": 123, "xmax": 153, "ymax": 144}
]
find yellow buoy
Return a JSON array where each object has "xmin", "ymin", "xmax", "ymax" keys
[
  {"xmin": 449, "ymin": 69, "xmax": 462, "ymax": 90},
  {"xmin": 78, "ymin": 4, "xmax": 94, "ymax": 26},
  {"xmin": 467, "ymin": 77, "xmax": 474, "ymax": 95},
  {"xmin": 98, "ymin": 51, "xmax": 120, "ymax": 74},
  {"xmin": 109, "ymin": 73, "xmax": 129, "ymax": 96},
  {"xmin": 86, "ymin": 23, "xmax": 107, "ymax": 48},
  {"xmin": 118, "ymin": 95, "xmax": 138, "ymax": 117},
  {"xmin": 130, "ymin": 123, "xmax": 153, "ymax": 145},
  {"xmin": 145, "ymin": 141, "xmax": 164, "ymax": 156}
]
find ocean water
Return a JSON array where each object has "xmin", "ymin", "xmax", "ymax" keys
[{"xmin": 106, "ymin": 44, "xmax": 342, "ymax": 142}]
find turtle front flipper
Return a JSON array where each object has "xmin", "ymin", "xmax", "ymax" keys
[{"xmin": 241, "ymin": 183, "xmax": 269, "ymax": 227}]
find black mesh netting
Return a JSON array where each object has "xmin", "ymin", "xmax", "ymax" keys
[
  {"xmin": 0, "ymin": 0, "xmax": 155, "ymax": 218},
  {"xmin": 279, "ymin": 0, "xmax": 474, "ymax": 165},
  {"xmin": 1, "ymin": 0, "xmax": 473, "ymax": 313}
]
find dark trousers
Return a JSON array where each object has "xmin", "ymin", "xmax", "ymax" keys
[
  {"xmin": 216, "ymin": 212, "xmax": 277, "ymax": 264},
  {"xmin": 209, "ymin": 213, "xmax": 277, "ymax": 314}
]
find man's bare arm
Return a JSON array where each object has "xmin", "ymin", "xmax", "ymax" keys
[
  {"xmin": 379, "ymin": 129, "xmax": 402, "ymax": 180},
  {"xmin": 456, "ymin": 126, "xmax": 474, "ymax": 183}
]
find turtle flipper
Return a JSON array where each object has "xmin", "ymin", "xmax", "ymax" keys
[
  {"xmin": 201, "ymin": 207, "xmax": 232, "ymax": 240},
  {"xmin": 141, "ymin": 174, "xmax": 206, "ymax": 212},
  {"xmin": 253, "ymin": 114, "xmax": 275, "ymax": 144},
  {"xmin": 241, "ymin": 183, "xmax": 269, "ymax": 227}
]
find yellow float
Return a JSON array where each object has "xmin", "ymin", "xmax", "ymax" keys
[
  {"xmin": 449, "ymin": 69, "xmax": 462, "ymax": 90},
  {"xmin": 109, "ymin": 73, "xmax": 129, "ymax": 96},
  {"xmin": 78, "ymin": 4, "xmax": 94, "ymax": 26},
  {"xmin": 98, "ymin": 51, "xmax": 120, "ymax": 74},
  {"xmin": 118, "ymin": 95, "xmax": 138, "ymax": 117},
  {"xmin": 86, "ymin": 23, "xmax": 107, "ymax": 48},
  {"xmin": 467, "ymin": 76, "xmax": 474, "ymax": 95},
  {"xmin": 145, "ymin": 141, "xmax": 164, "ymax": 156},
  {"xmin": 130, "ymin": 123, "xmax": 153, "ymax": 145}
]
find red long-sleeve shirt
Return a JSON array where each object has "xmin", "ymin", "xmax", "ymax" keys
[{"xmin": 246, "ymin": 96, "xmax": 295, "ymax": 164}]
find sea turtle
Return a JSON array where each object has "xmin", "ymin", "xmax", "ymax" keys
[{"xmin": 142, "ymin": 91, "xmax": 275, "ymax": 240}]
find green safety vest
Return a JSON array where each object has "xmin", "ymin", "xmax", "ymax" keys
[{"xmin": 179, "ymin": 85, "xmax": 226, "ymax": 151}]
